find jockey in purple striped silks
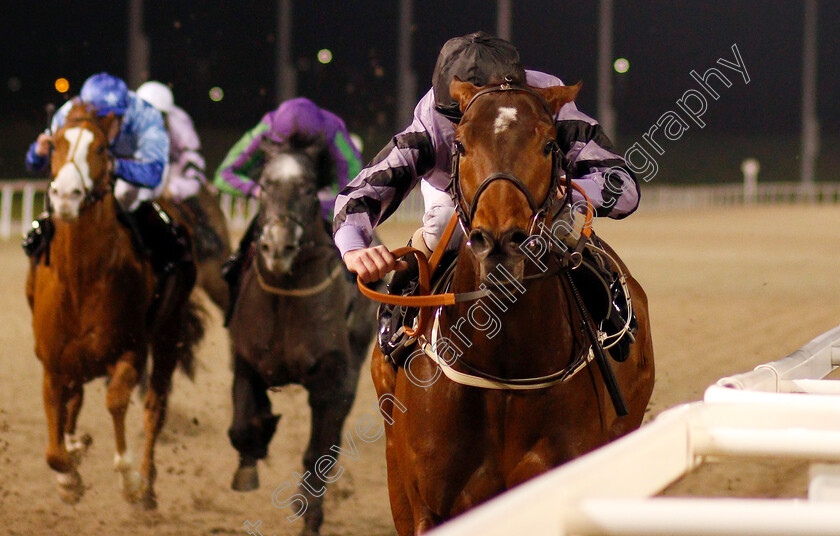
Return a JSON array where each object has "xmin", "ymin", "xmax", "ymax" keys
[{"xmin": 334, "ymin": 32, "xmax": 640, "ymax": 287}]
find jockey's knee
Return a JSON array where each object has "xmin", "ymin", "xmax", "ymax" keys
[{"xmin": 421, "ymin": 205, "xmax": 455, "ymax": 252}]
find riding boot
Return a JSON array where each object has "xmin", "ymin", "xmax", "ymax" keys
[
  {"xmin": 222, "ymin": 214, "xmax": 260, "ymax": 323},
  {"xmin": 130, "ymin": 201, "xmax": 189, "ymax": 278},
  {"xmin": 22, "ymin": 212, "xmax": 54, "ymax": 259},
  {"xmin": 180, "ymin": 195, "xmax": 225, "ymax": 260}
]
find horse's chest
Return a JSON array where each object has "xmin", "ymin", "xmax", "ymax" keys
[
  {"xmin": 235, "ymin": 291, "xmax": 348, "ymax": 383},
  {"xmin": 32, "ymin": 269, "xmax": 147, "ymax": 371}
]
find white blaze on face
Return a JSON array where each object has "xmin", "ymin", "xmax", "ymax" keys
[
  {"xmin": 494, "ymin": 107, "xmax": 518, "ymax": 134},
  {"xmin": 49, "ymin": 127, "xmax": 95, "ymax": 220},
  {"xmin": 264, "ymin": 154, "xmax": 306, "ymax": 186},
  {"xmin": 260, "ymin": 221, "xmax": 301, "ymax": 274}
]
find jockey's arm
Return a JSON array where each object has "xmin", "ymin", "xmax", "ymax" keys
[
  {"xmin": 110, "ymin": 100, "xmax": 169, "ymax": 189},
  {"xmin": 525, "ymin": 70, "xmax": 639, "ymax": 219},
  {"xmin": 214, "ymin": 121, "xmax": 268, "ymax": 199},
  {"xmin": 25, "ymin": 101, "xmax": 72, "ymax": 175},
  {"xmin": 553, "ymin": 103, "xmax": 638, "ymax": 219},
  {"xmin": 333, "ymin": 104, "xmax": 438, "ymax": 282}
]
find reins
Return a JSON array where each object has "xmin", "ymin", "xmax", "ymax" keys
[{"xmin": 255, "ymin": 260, "xmax": 344, "ymax": 297}]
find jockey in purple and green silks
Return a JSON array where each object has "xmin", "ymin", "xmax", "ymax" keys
[
  {"xmin": 215, "ymin": 97, "xmax": 362, "ymax": 318},
  {"xmin": 214, "ymin": 97, "xmax": 362, "ymax": 223}
]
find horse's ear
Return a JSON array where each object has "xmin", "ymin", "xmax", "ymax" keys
[
  {"xmin": 541, "ymin": 82, "xmax": 582, "ymax": 114},
  {"xmin": 450, "ymin": 76, "xmax": 481, "ymax": 113}
]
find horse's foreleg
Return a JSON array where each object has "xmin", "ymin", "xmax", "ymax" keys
[
  {"xmin": 300, "ymin": 381, "xmax": 356, "ymax": 536},
  {"xmin": 229, "ymin": 354, "xmax": 277, "ymax": 492},
  {"xmin": 63, "ymin": 384, "xmax": 91, "ymax": 465},
  {"xmin": 138, "ymin": 347, "xmax": 179, "ymax": 510},
  {"xmin": 43, "ymin": 371, "xmax": 84, "ymax": 504},
  {"xmin": 106, "ymin": 357, "xmax": 145, "ymax": 505}
]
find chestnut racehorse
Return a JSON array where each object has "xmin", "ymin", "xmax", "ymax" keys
[
  {"xmin": 25, "ymin": 102, "xmax": 205, "ymax": 509},
  {"xmin": 370, "ymin": 80, "xmax": 655, "ymax": 534}
]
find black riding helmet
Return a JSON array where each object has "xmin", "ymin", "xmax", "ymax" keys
[{"xmin": 432, "ymin": 31, "xmax": 527, "ymax": 122}]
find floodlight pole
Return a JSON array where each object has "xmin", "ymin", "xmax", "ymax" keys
[
  {"xmin": 127, "ymin": 0, "xmax": 150, "ymax": 88},
  {"xmin": 276, "ymin": 0, "xmax": 297, "ymax": 102},
  {"xmin": 597, "ymin": 0, "xmax": 616, "ymax": 141},
  {"xmin": 396, "ymin": 0, "xmax": 416, "ymax": 130},
  {"xmin": 497, "ymin": 0, "xmax": 512, "ymax": 41},
  {"xmin": 800, "ymin": 0, "xmax": 819, "ymax": 200}
]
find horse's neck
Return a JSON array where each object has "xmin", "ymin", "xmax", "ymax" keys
[
  {"xmin": 51, "ymin": 198, "xmax": 128, "ymax": 278},
  {"xmin": 441, "ymin": 251, "xmax": 579, "ymax": 376}
]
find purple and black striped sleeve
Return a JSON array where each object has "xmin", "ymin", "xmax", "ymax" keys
[
  {"xmin": 527, "ymin": 71, "xmax": 640, "ymax": 219},
  {"xmin": 333, "ymin": 91, "xmax": 440, "ymax": 257}
]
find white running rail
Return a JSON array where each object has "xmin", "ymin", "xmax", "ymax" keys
[
  {"xmin": 0, "ymin": 180, "xmax": 259, "ymax": 239},
  {"xmin": 429, "ymin": 325, "xmax": 840, "ymax": 536},
  {"xmin": 0, "ymin": 180, "xmax": 48, "ymax": 241},
  {"xmin": 4, "ymin": 180, "xmax": 840, "ymax": 239}
]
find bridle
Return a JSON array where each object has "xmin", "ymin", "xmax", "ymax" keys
[
  {"xmin": 448, "ymin": 79, "xmax": 566, "ymax": 238},
  {"xmin": 253, "ymin": 155, "xmax": 340, "ymax": 296},
  {"xmin": 55, "ymin": 114, "xmax": 114, "ymax": 207}
]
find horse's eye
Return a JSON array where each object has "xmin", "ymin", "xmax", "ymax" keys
[
  {"xmin": 454, "ymin": 140, "xmax": 466, "ymax": 156},
  {"xmin": 544, "ymin": 140, "xmax": 558, "ymax": 155},
  {"xmin": 97, "ymin": 145, "xmax": 106, "ymax": 155}
]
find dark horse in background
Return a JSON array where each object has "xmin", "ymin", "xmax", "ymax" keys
[
  {"xmin": 226, "ymin": 139, "xmax": 378, "ymax": 536},
  {"xmin": 25, "ymin": 103, "xmax": 205, "ymax": 509},
  {"xmin": 370, "ymin": 80, "xmax": 655, "ymax": 534}
]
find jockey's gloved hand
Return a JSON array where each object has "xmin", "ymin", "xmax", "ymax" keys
[{"xmin": 551, "ymin": 202, "xmax": 592, "ymax": 250}]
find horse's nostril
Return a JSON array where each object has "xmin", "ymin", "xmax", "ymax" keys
[
  {"xmin": 469, "ymin": 229, "xmax": 485, "ymax": 247},
  {"xmin": 468, "ymin": 229, "xmax": 493, "ymax": 257},
  {"xmin": 509, "ymin": 230, "xmax": 529, "ymax": 246}
]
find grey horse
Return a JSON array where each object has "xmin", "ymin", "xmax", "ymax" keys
[{"xmin": 226, "ymin": 140, "xmax": 378, "ymax": 536}]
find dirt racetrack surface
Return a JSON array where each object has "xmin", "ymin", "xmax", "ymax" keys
[{"xmin": 1, "ymin": 205, "xmax": 839, "ymax": 535}]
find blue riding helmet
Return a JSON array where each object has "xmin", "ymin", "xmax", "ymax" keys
[{"xmin": 80, "ymin": 73, "xmax": 129, "ymax": 116}]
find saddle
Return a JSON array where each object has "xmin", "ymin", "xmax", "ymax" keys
[{"xmin": 376, "ymin": 236, "xmax": 636, "ymax": 367}]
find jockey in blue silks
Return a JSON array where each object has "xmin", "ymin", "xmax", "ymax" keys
[{"xmin": 24, "ymin": 72, "xmax": 186, "ymax": 276}]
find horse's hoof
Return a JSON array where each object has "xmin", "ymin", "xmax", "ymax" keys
[
  {"xmin": 141, "ymin": 491, "xmax": 158, "ymax": 510},
  {"xmin": 55, "ymin": 470, "xmax": 84, "ymax": 504},
  {"xmin": 231, "ymin": 466, "xmax": 259, "ymax": 491},
  {"xmin": 120, "ymin": 470, "xmax": 146, "ymax": 504},
  {"xmin": 300, "ymin": 530, "xmax": 320, "ymax": 536}
]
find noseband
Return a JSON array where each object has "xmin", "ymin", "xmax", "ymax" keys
[{"xmin": 449, "ymin": 81, "xmax": 565, "ymax": 236}]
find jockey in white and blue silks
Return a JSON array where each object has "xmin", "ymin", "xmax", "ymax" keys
[
  {"xmin": 26, "ymin": 73, "xmax": 170, "ymax": 211},
  {"xmin": 23, "ymin": 72, "xmax": 187, "ymax": 276}
]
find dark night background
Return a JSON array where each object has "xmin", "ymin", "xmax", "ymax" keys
[{"xmin": 3, "ymin": 1, "xmax": 839, "ymax": 184}]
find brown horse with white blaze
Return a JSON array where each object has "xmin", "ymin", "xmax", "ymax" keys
[
  {"xmin": 25, "ymin": 102, "xmax": 204, "ymax": 509},
  {"xmin": 371, "ymin": 80, "xmax": 655, "ymax": 534}
]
